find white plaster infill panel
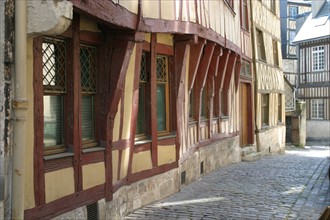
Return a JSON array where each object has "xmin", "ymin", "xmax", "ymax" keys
[{"xmin": 27, "ymin": 0, "xmax": 73, "ymax": 36}]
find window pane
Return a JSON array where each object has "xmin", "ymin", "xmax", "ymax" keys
[
  {"xmin": 201, "ymin": 88, "xmax": 207, "ymax": 117},
  {"xmin": 44, "ymin": 95, "xmax": 64, "ymax": 147},
  {"xmin": 157, "ymin": 85, "xmax": 166, "ymax": 131},
  {"xmin": 42, "ymin": 39, "xmax": 66, "ymax": 93},
  {"xmin": 80, "ymin": 45, "xmax": 97, "ymax": 94},
  {"xmin": 82, "ymin": 96, "xmax": 94, "ymax": 141},
  {"xmin": 136, "ymin": 84, "xmax": 146, "ymax": 134}
]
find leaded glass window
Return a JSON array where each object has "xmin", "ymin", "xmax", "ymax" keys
[
  {"xmin": 156, "ymin": 55, "xmax": 169, "ymax": 132},
  {"xmin": 80, "ymin": 44, "xmax": 97, "ymax": 143},
  {"xmin": 42, "ymin": 38, "xmax": 66, "ymax": 149},
  {"xmin": 137, "ymin": 53, "xmax": 148, "ymax": 135}
]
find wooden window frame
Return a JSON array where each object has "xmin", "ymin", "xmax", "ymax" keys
[
  {"xmin": 289, "ymin": 6, "xmax": 298, "ymax": 18},
  {"xmin": 261, "ymin": 94, "xmax": 269, "ymax": 126},
  {"xmin": 278, "ymin": 94, "xmax": 282, "ymax": 123},
  {"xmin": 312, "ymin": 46, "xmax": 325, "ymax": 71},
  {"xmin": 240, "ymin": 0, "xmax": 249, "ymax": 31},
  {"xmin": 311, "ymin": 99, "xmax": 324, "ymax": 119},
  {"xmin": 270, "ymin": 0, "xmax": 276, "ymax": 14},
  {"xmin": 135, "ymin": 37, "xmax": 174, "ymax": 141},
  {"xmin": 41, "ymin": 37, "xmax": 68, "ymax": 155},
  {"xmin": 36, "ymin": 33, "xmax": 102, "ymax": 156},
  {"xmin": 272, "ymin": 39, "xmax": 279, "ymax": 67},
  {"xmin": 256, "ymin": 29, "xmax": 266, "ymax": 62},
  {"xmin": 80, "ymin": 43, "xmax": 100, "ymax": 149}
]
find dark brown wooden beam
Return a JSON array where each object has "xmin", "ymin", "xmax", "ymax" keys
[
  {"xmin": 207, "ymin": 46, "xmax": 221, "ymax": 137},
  {"xmin": 194, "ymin": 42, "xmax": 216, "ymax": 141},
  {"xmin": 70, "ymin": 13, "xmax": 83, "ymax": 193},
  {"xmin": 188, "ymin": 38, "xmax": 206, "ymax": 93},
  {"xmin": 150, "ymin": 34, "xmax": 158, "ymax": 168},
  {"xmin": 33, "ymin": 37, "xmax": 45, "ymax": 206},
  {"xmin": 103, "ymin": 32, "xmax": 136, "ymax": 201},
  {"xmin": 127, "ymin": 42, "xmax": 144, "ymax": 177},
  {"xmin": 24, "ymin": 185, "xmax": 105, "ymax": 220},
  {"xmin": 234, "ymin": 58, "xmax": 241, "ymax": 91},
  {"xmin": 222, "ymin": 52, "xmax": 238, "ymax": 115},
  {"xmin": 174, "ymin": 37, "xmax": 190, "ymax": 166}
]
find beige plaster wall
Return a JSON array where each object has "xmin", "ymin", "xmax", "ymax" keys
[
  {"xmin": 80, "ymin": 15, "xmax": 101, "ymax": 32},
  {"xmin": 157, "ymin": 145, "xmax": 176, "ymax": 166},
  {"xmin": 45, "ymin": 168, "xmax": 75, "ymax": 203},
  {"xmin": 82, "ymin": 162, "xmax": 105, "ymax": 190},
  {"xmin": 132, "ymin": 151, "xmax": 152, "ymax": 173}
]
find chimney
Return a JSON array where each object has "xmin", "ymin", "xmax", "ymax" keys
[{"xmin": 311, "ymin": 0, "xmax": 326, "ymax": 18}]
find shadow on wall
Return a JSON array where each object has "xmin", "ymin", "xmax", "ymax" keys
[{"xmin": 306, "ymin": 120, "xmax": 330, "ymax": 146}]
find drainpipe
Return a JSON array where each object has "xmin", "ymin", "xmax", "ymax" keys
[
  {"xmin": 249, "ymin": 0, "xmax": 260, "ymax": 152},
  {"xmin": 11, "ymin": 0, "xmax": 27, "ymax": 219}
]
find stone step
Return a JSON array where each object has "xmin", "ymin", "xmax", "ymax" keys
[
  {"xmin": 242, "ymin": 152, "xmax": 262, "ymax": 162},
  {"xmin": 241, "ymin": 146, "xmax": 256, "ymax": 156}
]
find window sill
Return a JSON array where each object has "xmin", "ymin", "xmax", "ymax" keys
[
  {"xmin": 220, "ymin": 115, "xmax": 229, "ymax": 121},
  {"xmin": 135, "ymin": 139, "xmax": 152, "ymax": 145},
  {"xmin": 158, "ymin": 132, "xmax": 176, "ymax": 140},
  {"xmin": 82, "ymin": 147, "xmax": 105, "ymax": 154},
  {"xmin": 44, "ymin": 152, "xmax": 74, "ymax": 161}
]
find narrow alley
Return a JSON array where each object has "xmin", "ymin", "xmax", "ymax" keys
[{"xmin": 125, "ymin": 146, "xmax": 330, "ymax": 219}]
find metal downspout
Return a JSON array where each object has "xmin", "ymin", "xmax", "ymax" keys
[{"xmin": 12, "ymin": 0, "xmax": 28, "ymax": 219}]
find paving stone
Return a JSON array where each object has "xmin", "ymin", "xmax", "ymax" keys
[{"xmin": 125, "ymin": 145, "xmax": 330, "ymax": 219}]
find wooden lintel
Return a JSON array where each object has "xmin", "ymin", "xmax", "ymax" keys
[
  {"xmin": 188, "ymin": 39, "xmax": 206, "ymax": 92},
  {"xmin": 174, "ymin": 34, "xmax": 198, "ymax": 44},
  {"xmin": 72, "ymin": 0, "xmax": 137, "ymax": 30}
]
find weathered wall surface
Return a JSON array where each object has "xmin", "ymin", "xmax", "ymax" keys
[
  {"xmin": 306, "ymin": 120, "xmax": 330, "ymax": 143},
  {"xmin": 0, "ymin": 2, "xmax": 5, "ymax": 217},
  {"xmin": 180, "ymin": 136, "xmax": 241, "ymax": 186},
  {"xmin": 256, "ymin": 126, "xmax": 286, "ymax": 156}
]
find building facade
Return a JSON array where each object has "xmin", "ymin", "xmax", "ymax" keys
[
  {"xmin": 2, "ymin": 0, "xmax": 284, "ymax": 219},
  {"xmin": 250, "ymin": 0, "xmax": 286, "ymax": 154},
  {"xmin": 293, "ymin": 0, "xmax": 330, "ymax": 143}
]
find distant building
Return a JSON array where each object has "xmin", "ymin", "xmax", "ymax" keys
[{"xmin": 293, "ymin": 0, "xmax": 330, "ymax": 144}]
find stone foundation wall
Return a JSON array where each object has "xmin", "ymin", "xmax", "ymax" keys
[
  {"xmin": 256, "ymin": 126, "xmax": 286, "ymax": 155},
  {"xmin": 51, "ymin": 136, "xmax": 241, "ymax": 219},
  {"xmin": 180, "ymin": 136, "xmax": 241, "ymax": 185}
]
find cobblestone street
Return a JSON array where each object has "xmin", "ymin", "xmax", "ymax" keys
[{"xmin": 125, "ymin": 146, "xmax": 330, "ymax": 219}]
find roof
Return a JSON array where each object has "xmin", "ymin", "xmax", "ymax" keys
[{"xmin": 293, "ymin": 0, "xmax": 330, "ymax": 43}]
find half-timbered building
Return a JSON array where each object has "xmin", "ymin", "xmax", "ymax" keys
[
  {"xmin": 250, "ymin": 0, "xmax": 286, "ymax": 154},
  {"xmin": 293, "ymin": 0, "xmax": 330, "ymax": 143},
  {"xmin": 1, "ymin": 0, "xmax": 284, "ymax": 219}
]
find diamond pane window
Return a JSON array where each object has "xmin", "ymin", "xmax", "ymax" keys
[
  {"xmin": 42, "ymin": 38, "xmax": 66, "ymax": 93},
  {"xmin": 137, "ymin": 52, "xmax": 148, "ymax": 135},
  {"xmin": 156, "ymin": 56, "xmax": 167, "ymax": 83},
  {"xmin": 156, "ymin": 55, "xmax": 169, "ymax": 132},
  {"xmin": 80, "ymin": 44, "xmax": 97, "ymax": 94},
  {"xmin": 80, "ymin": 44, "xmax": 97, "ymax": 144}
]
